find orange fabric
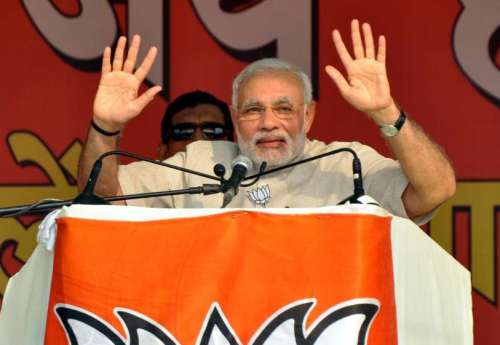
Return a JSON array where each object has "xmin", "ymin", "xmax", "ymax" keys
[{"xmin": 44, "ymin": 211, "xmax": 396, "ymax": 344}]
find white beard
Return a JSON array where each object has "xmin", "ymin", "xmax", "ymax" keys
[{"xmin": 237, "ymin": 128, "xmax": 306, "ymax": 168}]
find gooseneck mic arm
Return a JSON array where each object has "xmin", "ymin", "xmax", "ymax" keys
[
  {"xmin": 74, "ymin": 150, "xmax": 223, "ymax": 205},
  {"xmin": 351, "ymin": 156, "xmax": 364, "ymax": 200},
  {"xmin": 0, "ymin": 147, "xmax": 368, "ymax": 216},
  {"xmin": 0, "ymin": 186, "xmax": 225, "ymax": 218},
  {"xmin": 0, "ymin": 150, "xmax": 224, "ymax": 217},
  {"xmin": 72, "ymin": 159, "xmax": 107, "ymax": 205},
  {"xmin": 242, "ymin": 147, "xmax": 365, "ymax": 202}
]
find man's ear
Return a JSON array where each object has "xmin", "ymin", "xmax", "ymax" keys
[
  {"xmin": 304, "ymin": 101, "xmax": 316, "ymax": 134},
  {"xmin": 157, "ymin": 143, "xmax": 169, "ymax": 161}
]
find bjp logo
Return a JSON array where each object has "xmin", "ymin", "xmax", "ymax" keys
[{"xmin": 55, "ymin": 298, "xmax": 380, "ymax": 345}]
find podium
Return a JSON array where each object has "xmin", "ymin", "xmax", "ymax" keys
[{"xmin": 0, "ymin": 204, "xmax": 472, "ymax": 344}]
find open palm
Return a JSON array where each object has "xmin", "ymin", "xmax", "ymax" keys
[
  {"xmin": 326, "ymin": 20, "xmax": 393, "ymax": 117},
  {"xmin": 93, "ymin": 35, "xmax": 162, "ymax": 131}
]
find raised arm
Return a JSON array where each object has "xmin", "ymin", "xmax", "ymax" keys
[
  {"xmin": 325, "ymin": 19, "xmax": 456, "ymax": 218},
  {"xmin": 77, "ymin": 35, "xmax": 162, "ymax": 201}
]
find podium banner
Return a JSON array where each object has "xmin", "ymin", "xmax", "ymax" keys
[{"xmin": 44, "ymin": 210, "xmax": 396, "ymax": 344}]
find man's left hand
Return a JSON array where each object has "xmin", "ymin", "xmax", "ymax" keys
[{"xmin": 325, "ymin": 19, "xmax": 398, "ymax": 124}]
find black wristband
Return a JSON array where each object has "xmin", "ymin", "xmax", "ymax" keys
[{"xmin": 91, "ymin": 120, "xmax": 121, "ymax": 136}]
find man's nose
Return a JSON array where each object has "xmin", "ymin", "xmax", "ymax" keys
[
  {"xmin": 260, "ymin": 107, "xmax": 280, "ymax": 130},
  {"xmin": 193, "ymin": 128, "xmax": 204, "ymax": 141}
]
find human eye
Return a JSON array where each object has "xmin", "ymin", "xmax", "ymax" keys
[
  {"xmin": 240, "ymin": 105, "xmax": 263, "ymax": 119},
  {"xmin": 274, "ymin": 104, "xmax": 294, "ymax": 116},
  {"xmin": 278, "ymin": 105, "xmax": 293, "ymax": 113},
  {"xmin": 244, "ymin": 106, "xmax": 262, "ymax": 114}
]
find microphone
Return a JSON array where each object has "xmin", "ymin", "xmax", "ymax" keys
[
  {"xmin": 1, "ymin": 148, "xmax": 369, "ymax": 216},
  {"xmin": 73, "ymin": 150, "xmax": 225, "ymax": 206},
  {"xmin": 72, "ymin": 159, "xmax": 110, "ymax": 205},
  {"xmin": 221, "ymin": 155, "xmax": 253, "ymax": 208},
  {"xmin": 240, "ymin": 147, "xmax": 368, "ymax": 205},
  {"xmin": 352, "ymin": 156, "xmax": 365, "ymax": 200},
  {"xmin": 2, "ymin": 149, "xmax": 230, "ymax": 216}
]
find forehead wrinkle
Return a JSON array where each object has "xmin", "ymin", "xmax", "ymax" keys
[{"xmin": 237, "ymin": 70, "xmax": 305, "ymax": 107}]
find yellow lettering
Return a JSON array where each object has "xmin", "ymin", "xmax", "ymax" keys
[
  {"xmin": 0, "ymin": 219, "xmax": 38, "ymax": 292},
  {"xmin": 430, "ymin": 181, "xmax": 499, "ymax": 302},
  {"xmin": 0, "ymin": 131, "xmax": 81, "ymax": 297},
  {"xmin": 0, "ymin": 132, "xmax": 80, "ymax": 207}
]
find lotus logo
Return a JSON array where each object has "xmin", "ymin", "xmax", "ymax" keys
[
  {"xmin": 54, "ymin": 298, "xmax": 380, "ymax": 345},
  {"xmin": 247, "ymin": 184, "xmax": 271, "ymax": 207}
]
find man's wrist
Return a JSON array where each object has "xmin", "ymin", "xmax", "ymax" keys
[
  {"xmin": 91, "ymin": 117, "xmax": 122, "ymax": 136},
  {"xmin": 379, "ymin": 110, "xmax": 407, "ymax": 137},
  {"xmin": 367, "ymin": 101, "xmax": 400, "ymax": 126}
]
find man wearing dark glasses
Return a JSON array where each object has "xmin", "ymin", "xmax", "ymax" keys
[{"xmin": 158, "ymin": 91, "xmax": 234, "ymax": 160}]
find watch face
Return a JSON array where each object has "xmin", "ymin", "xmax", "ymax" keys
[{"xmin": 381, "ymin": 125, "xmax": 398, "ymax": 137}]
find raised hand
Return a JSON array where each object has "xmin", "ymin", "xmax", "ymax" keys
[
  {"xmin": 325, "ymin": 19, "xmax": 397, "ymax": 124},
  {"xmin": 93, "ymin": 35, "xmax": 162, "ymax": 132}
]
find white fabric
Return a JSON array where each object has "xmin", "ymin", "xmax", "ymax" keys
[
  {"xmin": 0, "ymin": 205, "xmax": 471, "ymax": 344},
  {"xmin": 36, "ymin": 208, "xmax": 62, "ymax": 252},
  {"xmin": 391, "ymin": 216, "xmax": 473, "ymax": 344},
  {"xmin": 0, "ymin": 245, "xmax": 54, "ymax": 345},
  {"xmin": 0, "ymin": 209, "xmax": 62, "ymax": 345},
  {"xmin": 58, "ymin": 203, "xmax": 390, "ymax": 221}
]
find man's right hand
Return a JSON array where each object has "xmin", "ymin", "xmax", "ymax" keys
[{"xmin": 93, "ymin": 35, "xmax": 162, "ymax": 132}]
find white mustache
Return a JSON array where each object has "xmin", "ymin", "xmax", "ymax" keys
[{"xmin": 251, "ymin": 130, "xmax": 291, "ymax": 146}]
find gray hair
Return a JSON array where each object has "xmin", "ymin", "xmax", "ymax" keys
[{"xmin": 231, "ymin": 58, "xmax": 313, "ymax": 110}]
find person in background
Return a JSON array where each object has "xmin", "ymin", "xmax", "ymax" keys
[{"xmin": 158, "ymin": 90, "xmax": 234, "ymax": 160}]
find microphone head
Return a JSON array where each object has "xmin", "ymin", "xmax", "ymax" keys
[{"xmin": 231, "ymin": 155, "xmax": 253, "ymax": 171}]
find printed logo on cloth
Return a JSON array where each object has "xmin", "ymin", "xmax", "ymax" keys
[
  {"xmin": 44, "ymin": 212, "xmax": 396, "ymax": 344},
  {"xmin": 247, "ymin": 184, "xmax": 271, "ymax": 207},
  {"xmin": 55, "ymin": 298, "xmax": 380, "ymax": 345}
]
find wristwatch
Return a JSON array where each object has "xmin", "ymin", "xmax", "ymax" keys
[{"xmin": 379, "ymin": 110, "xmax": 407, "ymax": 137}]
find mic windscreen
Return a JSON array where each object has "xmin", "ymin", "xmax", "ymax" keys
[{"xmin": 231, "ymin": 155, "xmax": 253, "ymax": 171}]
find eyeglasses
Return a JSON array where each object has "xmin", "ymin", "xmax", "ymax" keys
[
  {"xmin": 170, "ymin": 122, "xmax": 227, "ymax": 141},
  {"xmin": 238, "ymin": 102, "xmax": 305, "ymax": 121}
]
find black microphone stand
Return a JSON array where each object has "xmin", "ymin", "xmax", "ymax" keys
[
  {"xmin": 0, "ymin": 150, "xmax": 225, "ymax": 218},
  {"xmin": 240, "ymin": 147, "xmax": 366, "ymax": 204},
  {"xmin": 0, "ymin": 187, "xmax": 223, "ymax": 217},
  {"xmin": 73, "ymin": 150, "xmax": 225, "ymax": 205},
  {"xmin": 0, "ymin": 147, "xmax": 369, "ymax": 217}
]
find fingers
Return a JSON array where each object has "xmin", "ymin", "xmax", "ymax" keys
[
  {"xmin": 112, "ymin": 36, "xmax": 127, "ymax": 71},
  {"xmin": 377, "ymin": 35, "xmax": 386, "ymax": 64},
  {"xmin": 336, "ymin": 20, "xmax": 383, "ymax": 62},
  {"xmin": 134, "ymin": 85, "xmax": 163, "ymax": 111},
  {"xmin": 134, "ymin": 46, "xmax": 158, "ymax": 83},
  {"xmin": 106, "ymin": 34, "xmax": 158, "ymax": 81},
  {"xmin": 351, "ymin": 19, "xmax": 365, "ymax": 59},
  {"xmin": 325, "ymin": 65, "xmax": 350, "ymax": 96},
  {"xmin": 101, "ymin": 47, "xmax": 112, "ymax": 74},
  {"xmin": 362, "ymin": 23, "xmax": 375, "ymax": 59},
  {"xmin": 123, "ymin": 35, "xmax": 141, "ymax": 73},
  {"xmin": 332, "ymin": 30, "xmax": 353, "ymax": 67}
]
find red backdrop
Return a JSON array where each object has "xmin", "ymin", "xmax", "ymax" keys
[{"xmin": 1, "ymin": 1, "xmax": 498, "ymax": 343}]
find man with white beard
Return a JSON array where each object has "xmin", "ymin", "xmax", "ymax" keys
[{"xmin": 78, "ymin": 20, "xmax": 455, "ymax": 223}]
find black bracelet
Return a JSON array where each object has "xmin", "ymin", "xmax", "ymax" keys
[{"xmin": 91, "ymin": 119, "xmax": 121, "ymax": 136}]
